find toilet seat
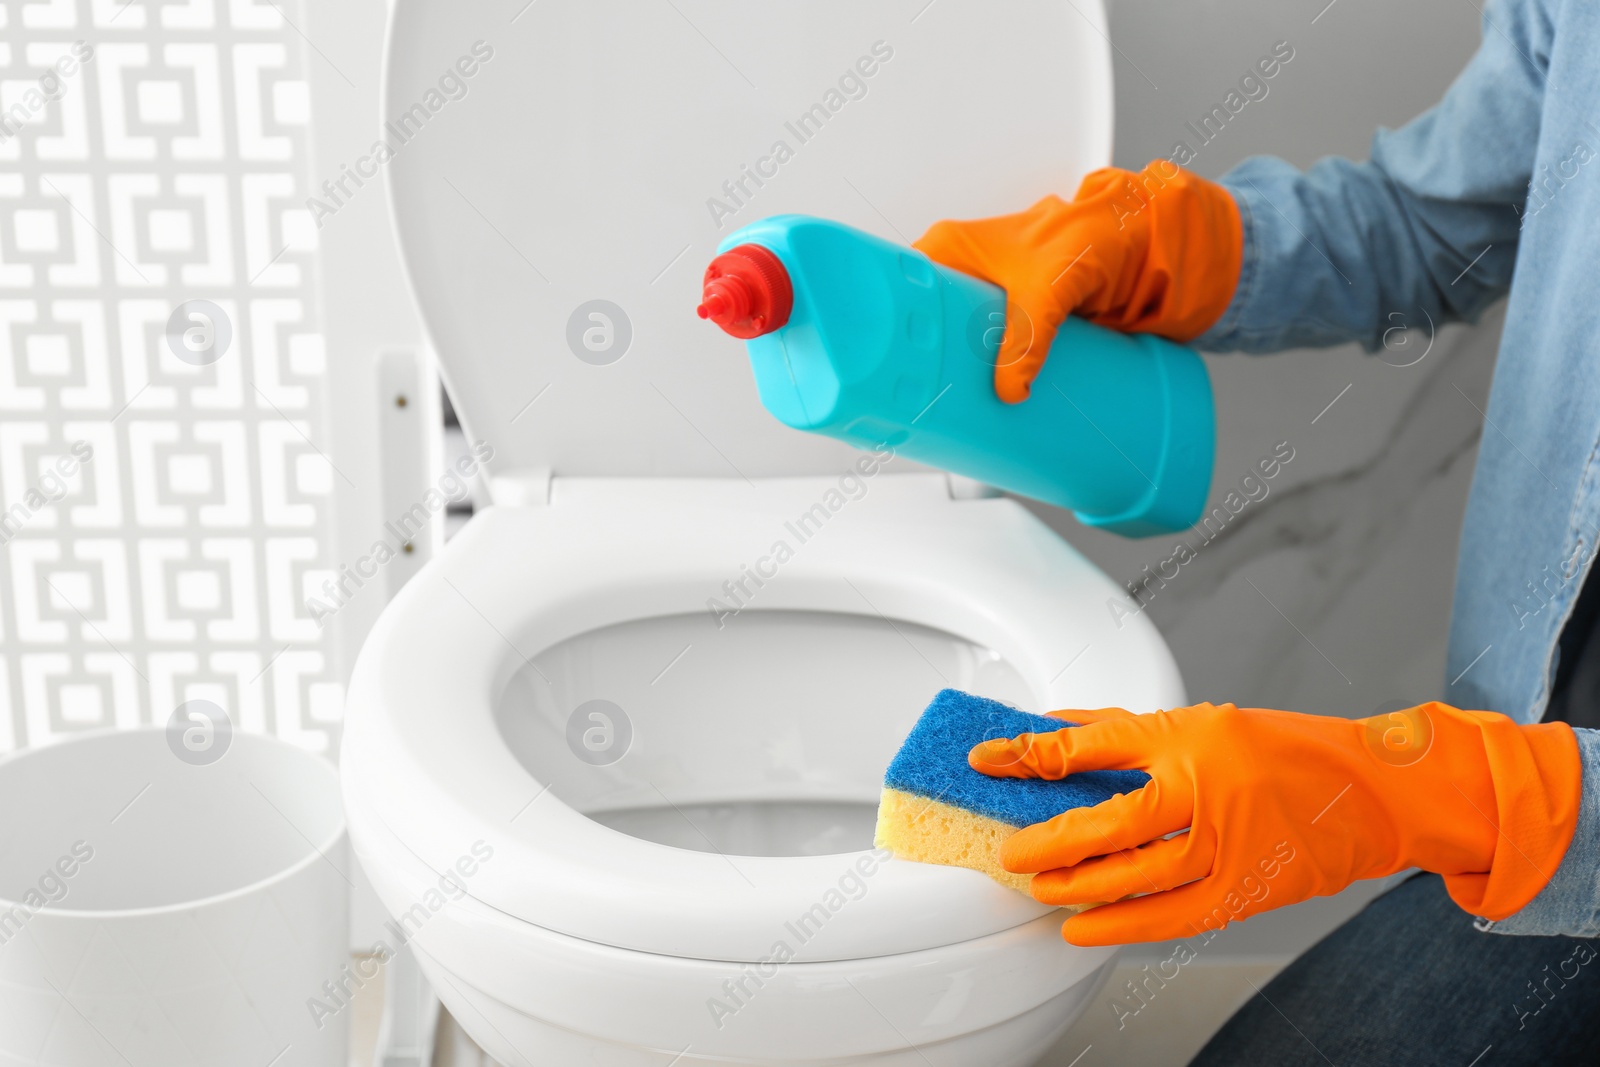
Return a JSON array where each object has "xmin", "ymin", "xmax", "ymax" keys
[{"xmin": 343, "ymin": 474, "xmax": 1183, "ymax": 963}]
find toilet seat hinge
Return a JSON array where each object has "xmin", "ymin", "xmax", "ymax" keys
[{"xmin": 490, "ymin": 466, "xmax": 553, "ymax": 506}]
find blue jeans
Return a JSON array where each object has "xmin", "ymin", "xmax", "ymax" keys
[{"xmin": 1191, "ymin": 874, "xmax": 1600, "ymax": 1065}]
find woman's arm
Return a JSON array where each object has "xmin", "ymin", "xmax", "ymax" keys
[{"xmin": 1198, "ymin": 0, "xmax": 1552, "ymax": 353}]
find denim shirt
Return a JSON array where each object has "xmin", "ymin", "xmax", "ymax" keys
[{"xmin": 1194, "ymin": 0, "xmax": 1600, "ymax": 936}]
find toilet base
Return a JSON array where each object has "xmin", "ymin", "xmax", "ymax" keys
[{"xmin": 421, "ymin": 947, "xmax": 1115, "ymax": 1067}]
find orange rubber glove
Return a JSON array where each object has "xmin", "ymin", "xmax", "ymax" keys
[
  {"xmin": 968, "ymin": 702, "xmax": 1581, "ymax": 946},
  {"xmin": 913, "ymin": 161, "xmax": 1243, "ymax": 403}
]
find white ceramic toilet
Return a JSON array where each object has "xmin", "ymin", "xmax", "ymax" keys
[{"xmin": 341, "ymin": 2, "xmax": 1188, "ymax": 1063}]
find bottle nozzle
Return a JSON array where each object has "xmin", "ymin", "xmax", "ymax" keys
[
  {"xmin": 697, "ymin": 277, "xmax": 750, "ymax": 325},
  {"xmin": 697, "ymin": 244, "xmax": 793, "ymax": 339}
]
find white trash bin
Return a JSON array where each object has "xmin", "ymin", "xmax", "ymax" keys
[{"xmin": 0, "ymin": 723, "xmax": 349, "ymax": 1066}]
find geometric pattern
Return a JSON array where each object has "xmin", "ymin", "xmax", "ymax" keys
[{"xmin": 0, "ymin": 0, "xmax": 341, "ymax": 753}]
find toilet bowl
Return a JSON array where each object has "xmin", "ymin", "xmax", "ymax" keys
[
  {"xmin": 344, "ymin": 2, "xmax": 1184, "ymax": 1062},
  {"xmin": 343, "ymin": 477, "xmax": 1185, "ymax": 1063}
]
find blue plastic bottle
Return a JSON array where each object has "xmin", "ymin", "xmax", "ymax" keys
[{"xmin": 697, "ymin": 215, "xmax": 1215, "ymax": 537}]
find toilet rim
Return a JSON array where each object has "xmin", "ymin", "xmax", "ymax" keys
[{"xmin": 342, "ymin": 478, "xmax": 1184, "ymax": 962}]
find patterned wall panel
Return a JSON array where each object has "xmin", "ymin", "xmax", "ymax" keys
[{"xmin": 0, "ymin": 0, "xmax": 342, "ymax": 753}]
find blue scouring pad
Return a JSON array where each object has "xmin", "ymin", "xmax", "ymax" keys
[{"xmin": 875, "ymin": 688, "xmax": 1151, "ymax": 892}]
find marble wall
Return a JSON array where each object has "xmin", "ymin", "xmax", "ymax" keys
[{"xmin": 1032, "ymin": 0, "xmax": 1501, "ymax": 722}]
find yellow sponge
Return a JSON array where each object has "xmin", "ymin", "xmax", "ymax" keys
[
  {"xmin": 874, "ymin": 689, "xmax": 1150, "ymax": 897},
  {"xmin": 875, "ymin": 786, "xmax": 1034, "ymax": 892}
]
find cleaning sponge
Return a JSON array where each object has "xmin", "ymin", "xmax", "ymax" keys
[{"xmin": 875, "ymin": 688, "xmax": 1150, "ymax": 894}]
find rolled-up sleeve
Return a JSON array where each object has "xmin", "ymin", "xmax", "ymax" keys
[
  {"xmin": 1197, "ymin": 0, "xmax": 1550, "ymax": 354},
  {"xmin": 1479, "ymin": 727, "xmax": 1600, "ymax": 936}
]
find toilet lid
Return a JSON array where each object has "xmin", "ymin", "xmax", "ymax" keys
[{"xmin": 382, "ymin": 0, "xmax": 1112, "ymax": 482}]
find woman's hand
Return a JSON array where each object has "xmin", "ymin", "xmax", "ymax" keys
[
  {"xmin": 969, "ymin": 701, "xmax": 1580, "ymax": 946},
  {"xmin": 913, "ymin": 161, "xmax": 1243, "ymax": 403}
]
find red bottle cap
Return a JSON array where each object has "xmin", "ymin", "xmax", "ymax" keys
[{"xmin": 697, "ymin": 244, "xmax": 793, "ymax": 339}]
